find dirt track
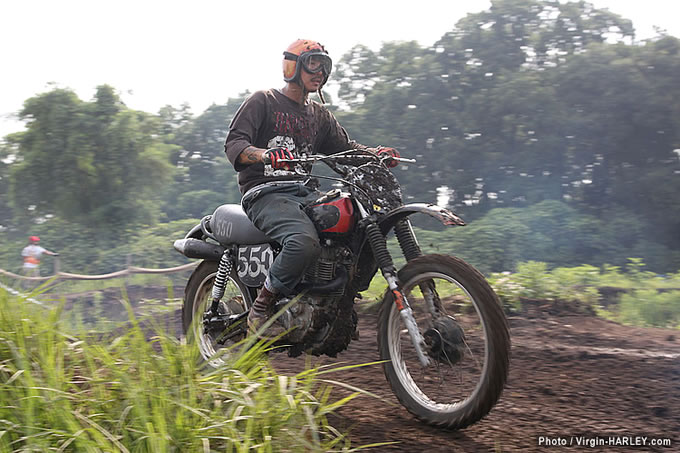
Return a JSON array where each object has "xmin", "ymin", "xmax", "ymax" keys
[
  {"xmin": 69, "ymin": 286, "xmax": 679, "ymax": 451},
  {"xmin": 268, "ymin": 302, "xmax": 679, "ymax": 452}
]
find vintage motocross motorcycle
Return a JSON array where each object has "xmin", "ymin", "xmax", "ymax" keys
[{"xmin": 174, "ymin": 150, "xmax": 510, "ymax": 429}]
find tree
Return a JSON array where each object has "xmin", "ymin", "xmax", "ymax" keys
[
  {"xmin": 8, "ymin": 85, "xmax": 175, "ymax": 234},
  {"xmin": 161, "ymin": 96, "xmax": 247, "ymax": 220},
  {"xmin": 0, "ymin": 134, "xmax": 21, "ymax": 228},
  {"xmin": 550, "ymin": 39, "xmax": 680, "ymax": 248}
]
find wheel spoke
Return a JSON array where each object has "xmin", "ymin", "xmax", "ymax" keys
[
  {"xmin": 378, "ymin": 255, "xmax": 509, "ymax": 428},
  {"xmin": 192, "ymin": 273, "xmax": 248, "ymax": 366},
  {"xmin": 388, "ymin": 270, "xmax": 489, "ymax": 411},
  {"xmin": 462, "ymin": 337, "xmax": 482, "ymax": 372}
]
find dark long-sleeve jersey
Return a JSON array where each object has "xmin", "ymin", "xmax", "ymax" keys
[{"xmin": 225, "ymin": 89, "xmax": 364, "ymax": 194}]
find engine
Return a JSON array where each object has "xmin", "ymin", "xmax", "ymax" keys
[
  {"xmin": 273, "ymin": 242, "xmax": 355, "ymax": 345},
  {"xmin": 302, "ymin": 242, "xmax": 353, "ymax": 297}
]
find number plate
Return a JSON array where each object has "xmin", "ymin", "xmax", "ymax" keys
[{"xmin": 237, "ymin": 244, "xmax": 274, "ymax": 287}]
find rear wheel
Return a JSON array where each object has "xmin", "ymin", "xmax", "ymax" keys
[
  {"xmin": 182, "ymin": 261, "xmax": 252, "ymax": 367},
  {"xmin": 378, "ymin": 254, "xmax": 510, "ymax": 429}
]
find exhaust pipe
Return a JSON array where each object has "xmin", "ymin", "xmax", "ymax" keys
[{"xmin": 173, "ymin": 238, "xmax": 224, "ymax": 260}]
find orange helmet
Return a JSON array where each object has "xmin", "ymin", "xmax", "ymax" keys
[{"xmin": 283, "ymin": 39, "xmax": 332, "ymax": 86}]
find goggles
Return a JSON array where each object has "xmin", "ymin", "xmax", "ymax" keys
[{"xmin": 284, "ymin": 51, "xmax": 332, "ymax": 76}]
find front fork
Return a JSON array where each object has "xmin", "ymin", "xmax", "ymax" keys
[
  {"xmin": 360, "ymin": 209, "xmax": 431, "ymax": 367},
  {"xmin": 395, "ymin": 219, "xmax": 442, "ymax": 318}
]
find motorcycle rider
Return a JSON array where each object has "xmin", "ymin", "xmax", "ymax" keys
[{"xmin": 224, "ymin": 39, "xmax": 399, "ymax": 337}]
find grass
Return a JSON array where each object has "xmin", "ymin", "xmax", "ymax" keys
[
  {"xmin": 49, "ymin": 273, "xmax": 185, "ymax": 295},
  {"xmin": 618, "ymin": 289, "xmax": 680, "ymax": 328},
  {"xmin": 355, "ymin": 276, "xmax": 388, "ymax": 313},
  {"xmin": 488, "ymin": 259, "xmax": 680, "ymax": 328},
  {"xmin": 0, "ymin": 286, "xmax": 381, "ymax": 452}
]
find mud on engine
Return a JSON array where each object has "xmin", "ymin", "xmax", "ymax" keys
[{"xmin": 273, "ymin": 242, "xmax": 355, "ymax": 345}]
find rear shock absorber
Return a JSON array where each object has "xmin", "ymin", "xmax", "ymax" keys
[{"xmin": 210, "ymin": 249, "xmax": 234, "ymax": 315}]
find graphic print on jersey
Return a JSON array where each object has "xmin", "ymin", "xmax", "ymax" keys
[{"xmin": 263, "ymin": 111, "xmax": 316, "ymax": 177}]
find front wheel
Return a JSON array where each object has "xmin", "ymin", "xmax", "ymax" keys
[
  {"xmin": 378, "ymin": 254, "xmax": 510, "ymax": 429},
  {"xmin": 182, "ymin": 260, "xmax": 252, "ymax": 367}
]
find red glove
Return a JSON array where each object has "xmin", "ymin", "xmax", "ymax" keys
[
  {"xmin": 264, "ymin": 147, "xmax": 296, "ymax": 170},
  {"xmin": 376, "ymin": 146, "xmax": 400, "ymax": 168}
]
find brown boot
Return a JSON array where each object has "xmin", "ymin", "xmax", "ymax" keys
[{"xmin": 247, "ymin": 286, "xmax": 285, "ymax": 339}]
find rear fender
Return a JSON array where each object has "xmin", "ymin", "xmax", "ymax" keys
[
  {"xmin": 184, "ymin": 220, "xmax": 205, "ymax": 240},
  {"xmin": 173, "ymin": 217, "xmax": 221, "ymax": 260}
]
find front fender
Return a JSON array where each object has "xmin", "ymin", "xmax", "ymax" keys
[
  {"xmin": 378, "ymin": 203, "xmax": 465, "ymax": 234},
  {"xmin": 353, "ymin": 203, "xmax": 464, "ymax": 292}
]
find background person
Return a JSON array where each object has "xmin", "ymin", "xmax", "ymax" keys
[{"xmin": 21, "ymin": 236, "xmax": 58, "ymax": 279}]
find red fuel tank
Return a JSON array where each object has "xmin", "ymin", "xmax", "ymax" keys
[{"xmin": 305, "ymin": 193, "xmax": 356, "ymax": 235}]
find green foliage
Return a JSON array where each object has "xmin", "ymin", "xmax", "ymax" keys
[
  {"xmin": 167, "ymin": 189, "xmax": 229, "ymax": 221},
  {"xmin": 487, "ymin": 260, "xmax": 590, "ymax": 304},
  {"xmin": 512, "ymin": 261, "xmax": 560, "ymax": 300},
  {"xmin": 331, "ymin": 0, "xmax": 680, "ymax": 267},
  {"xmin": 8, "ymin": 86, "xmax": 176, "ymax": 232},
  {"xmin": 106, "ymin": 218, "xmax": 201, "ymax": 270},
  {"xmin": 488, "ymin": 258, "xmax": 680, "ymax": 327},
  {"xmin": 598, "ymin": 264, "xmax": 630, "ymax": 288},
  {"xmin": 0, "ymin": 218, "xmax": 98, "ymax": 275},
  {"xmin": 619, "ymin": 289, "xmax": 680, "ymax": 328},
  {"xmin": 2, "ymin": 0, "xmax": 680, "ymax": 278},
  {"xmin": 488, "ymin": 261, "xmax": 601, "ymax": 307},
  {"xmin": 0, "ymin": 287, "xmax": 363, "ymax": 451},
  {"xmin": 625, "ymin": 257, "xmax": 656, "ymax": 283},
  {"xmin": 355, "ymin": 274, "xmax": 388, "ymax": 312},
  {"xmin": 407, "ymin": 200, "xmax": 675, "ymax": 274},
  {"xmin": 0, "ymin": 216, "xmax": 200, "ymax": 276},
  {"xmin": 161, "ymin": 98, "xmax": 245, "ymax": 221},
  {"xmin": 550, "ymin": 264, "xmax": 601, "ymax": 302}
]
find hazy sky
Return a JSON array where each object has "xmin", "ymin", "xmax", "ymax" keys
[{"xmin": 1, "ymin": 0, "xmax": 678, "ymax": 137}]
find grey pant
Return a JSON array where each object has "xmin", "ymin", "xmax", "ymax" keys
[
  {"xmin": 242, "ymin": 184, "xmax": 321, "ymax": 295},
  {"xmin": 21, "ymin": 267, "xmax": 40, "ymax": 289}
]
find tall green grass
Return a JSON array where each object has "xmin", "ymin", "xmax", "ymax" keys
[{"xmin": 0, "ymin": 287, "xmax": 369, "ymax": 452}]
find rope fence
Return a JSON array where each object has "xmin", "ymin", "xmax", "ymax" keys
[
  {"xmin": 0, "ymin": 262, "xmax": 199, "ymax": 282},
  {"xmin": 0, "ymin": 259, "xmax": 199, "ymax": 306}
]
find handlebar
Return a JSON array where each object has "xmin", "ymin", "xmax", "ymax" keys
[
  {"xmin": 279, "ymin": 149, "xmax": 416, "ymax": 204},
  {"xmin": 278, "ymin": 150, "xmax": 416, "ymax": 165}
]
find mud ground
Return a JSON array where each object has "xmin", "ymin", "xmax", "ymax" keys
[{"xmin": 269, "ymin": 301, "xmax": 679, "ymax": 452}]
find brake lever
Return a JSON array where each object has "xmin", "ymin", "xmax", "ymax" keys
[{"xmin": 391, "ymin": 157, "xmax": 416, "ymax": 164}]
